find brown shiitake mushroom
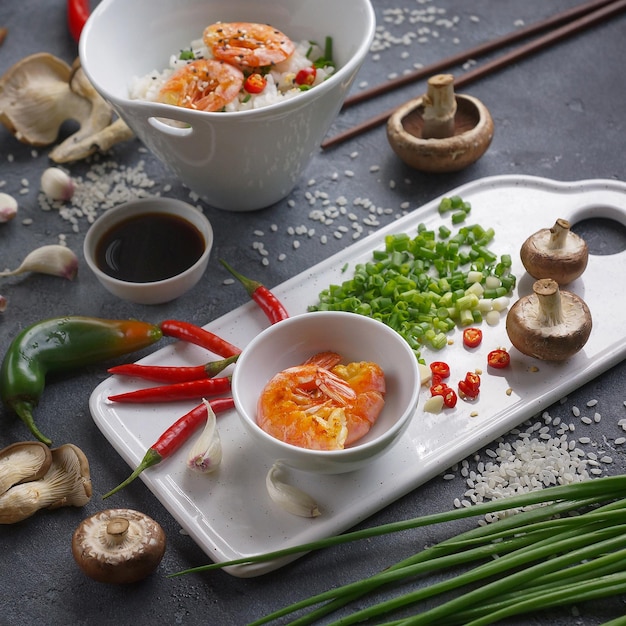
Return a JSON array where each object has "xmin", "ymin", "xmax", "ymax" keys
[
  {"xmin": 0, "ymin": 441, "xmax": 52, "ymax": 495},
  {"xmin": 72, "ymin": 508, "xmax": 166, "ymax": 584},
  {"xmin": 506, "ymin": 278, "xmax": 592, "ymax": 361},
  {"xmin": 520, "ymin": 218, "xmax": 589, "ymax": 285},
  {"xmin": 387, "ymin": 74, "xmax": 494, "ymax": 173}
]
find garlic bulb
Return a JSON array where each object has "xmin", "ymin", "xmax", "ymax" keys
[
  {"xmin": 40, "ymin": 167, "xmax": 75, "ymax": 201},
  {"xmin": 266, "ymin": 462, "xmax": 321, "ymax": 518},
  {"xmin": 0, "ymin": 244, "xmax": 78, "ymax": 279},
  {"xmin": 0, "ymin": 193, "xmax": 18, "ymax": 223},
  {"xmin": 187, "ymin": 400, "xmax": 222, "ymax": 474}
]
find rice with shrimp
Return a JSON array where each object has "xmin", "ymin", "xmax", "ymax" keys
[{"xmin": 130, "ymin": 24, "xmax": 335, "ymax": 112}]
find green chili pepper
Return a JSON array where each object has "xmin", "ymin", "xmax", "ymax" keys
[{"xmin": 0, "ymin": 316, "xmax": 163, "ymax": 445}]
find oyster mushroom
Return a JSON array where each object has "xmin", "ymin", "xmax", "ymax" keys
[
  {"xmin": 520, "ymin": 218, "xmax": 589, "ymax": 285},
  {"xmin": 387, "ymin": 74, "xmax": 494, "ymax": 173},
  {"xmin": 0, "ymin": 53, "xmax": 133, "ymax": 162},
  {"xmin": 72, "ymin": 508, "xmax": 166, "ymax": 584},
  {"xmin": 0, "ymin": 443, "xmax": 92, "ymax": 524},
  {"xmin": 0, "ymin": 441, "xmax": 52, "ymax": 495},
  {"xmin": 0, "ymin": 53, "xmax": 93, "ymax": 146},
  {"xmin": 49, "ymin": 61, "xmax": 134, "ymax": 163},
  {"xmin": 506, "ymin": 278, "xmax": 592, "ymax": 361}
]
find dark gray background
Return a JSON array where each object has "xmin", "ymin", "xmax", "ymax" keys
[{"xmin": 1, "ymin": 1, "xmax": 625, "ymax": 624}]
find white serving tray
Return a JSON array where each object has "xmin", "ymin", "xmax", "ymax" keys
[{"xmin": 90, "ymin": 175, "xmax": 626, "ymax": 577}]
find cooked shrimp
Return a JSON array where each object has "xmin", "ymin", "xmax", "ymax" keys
[
  {"xmin": 156, "ymin": 59, "xmax": 243, "ymax": 112},
  {"xmin": 203, "ymin": 22, "xmax": 295, "ymax": 68},
  {"xmin": 257, "ymin": 354, "xmax": 386, "ymax": 451}
]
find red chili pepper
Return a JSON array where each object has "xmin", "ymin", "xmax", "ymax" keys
[
  {"xmin": 160, "ymin": 320, "xmax": 241, "ymax": 358},
  {"xmin": 220, "ymin": 259, "xmax": 289, "ymax": 324},
  {"xmin": 67, "ymin": 0, "xmax": 90, "ymax": 42},
  {"xmin": 429, "ymin": 382, "xmax": 448, "ymax": 397},
  {"xmin": 295, "ymin": 66, "xmax": 317, "ymax": 86},
  {"xmin": 244, "ymin": 73, "xmax": 267, "ymax": 94},
  {"xmin": 488, "ymin": 348, "xmax": 511, "ymax": 369},
  {"xmin": 108, "ymin": 376, "xmax": 231, "ymax": 403},
  {"xmin": 429, "ymin": 361, "xmax": 450, "ymax": 379},
  {"xmin": 458, "ymin": 371, "xmax": 481, "ymax": 399},
  {"xmin": 463, "ymin": 327, "xmax": 483, "ymax": 349},
  {"xmin": 430, "ymin": 381, "xmax": 457, "ymax": 409},
  {"xmin": 442, "ymin": 387, "xmax": 458, "ymax": 408},
  {"xmin": 108, "ymin": 354, "xmax": 238, "ymax": 384},
  {"xmin": 102, "ymin": 396, "xmax": 235, "ymax": 498}
]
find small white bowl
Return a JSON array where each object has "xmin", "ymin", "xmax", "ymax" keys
[
  {"xmin": 232, "ymin": 311, "xmax": 420, "ymax": 474},
  {"xmin": 83, "ymin": 197, "xmax": 213, "ymax": 304},
  {"xmin": 79, "ymin": 0, "xmax": 376, "ymax": 211}
]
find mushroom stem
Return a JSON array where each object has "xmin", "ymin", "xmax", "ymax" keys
[
  {"xmin": 548, "ymin": 218, "xmax": 572, "ymax": 250},
  {"xmin": 106, "ymin": 517, "xmax": 131, "ymax": 544},
  {"xmin": 534, "ymin": 278, "xmax": 563, "ymax": 326},
  {"xmin": 421, "ymin": 74, "xmax": 457, "ymax": 139}
]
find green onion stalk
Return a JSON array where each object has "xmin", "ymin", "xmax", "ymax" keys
[
  {"xmin": 308, "ymin": 197, "xmax": 515, "ymax": 361},
  {"xmin": 171, "ymin": 476, "xmax": 626, "ymax": 625}
]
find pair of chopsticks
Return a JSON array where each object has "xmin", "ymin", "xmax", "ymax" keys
[{"xmin": 322, "ymin": 0, "xmax": 626, "ymax": 149}]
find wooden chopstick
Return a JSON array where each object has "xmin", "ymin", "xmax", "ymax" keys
[
  {"xmin": 341, "ymin": 0, "xmax": 617, "ymax": 110},
  {"xmin": 321, "ymin": 0, "xmax": 626, "ymax": 150}
]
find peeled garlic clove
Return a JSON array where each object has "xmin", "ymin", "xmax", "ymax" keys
[
  {"xmin": 187, "ymin": 400, "xmax": 222, "ymax": 473},
  {"xmin": 266, "ymin": 462, "xmax": 321, "ymax": 518},
  {"xmin": 0, "ymin": 244, "xmax": 78, "ymax": 279},
  {"xmin": 41, "ymin": 167, "xmax": 75, "ymax": 201},
  {"xmin": 0, "ymin": 192, "xmax": 18, "ymax": 223}
]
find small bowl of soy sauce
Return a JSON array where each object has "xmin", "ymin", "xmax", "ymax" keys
[{"xmin": 84, "ymin": 197, "xmax": 213, "ymax": 304}]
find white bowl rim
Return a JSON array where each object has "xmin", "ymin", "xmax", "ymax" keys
[
  {"xmin": 232, "ymin": 310, "xmax": 420, "ymax": 459},
  {"xmin": 83, "ymin": 197, "xmax": 213, "ymax": 289}
]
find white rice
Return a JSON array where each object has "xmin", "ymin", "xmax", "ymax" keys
[{"xmin": 130, "ymin": 34, "xmax": 335, "ymax": 112}]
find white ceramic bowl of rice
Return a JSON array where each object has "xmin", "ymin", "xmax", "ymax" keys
[{"xmin": 79, "ymin": 0, "xmax": 376, "ymax": 212}]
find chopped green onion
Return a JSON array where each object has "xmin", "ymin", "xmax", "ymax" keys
[{"xmin": 309, "ymin": 205, "xmax": 516, "ymax": 361}]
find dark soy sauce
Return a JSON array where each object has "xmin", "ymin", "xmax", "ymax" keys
[{"xmin": 95, "ymin": 212, "xmax": 205, "ymax": 283}]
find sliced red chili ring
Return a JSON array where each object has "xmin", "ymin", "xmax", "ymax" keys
[
  {"xmin": 464, "ymin": 371, "xmax": 481, "ymax": 392},
  {"xmin": 443, "ymin": 387, "xmax": 458, "ymax": 408},
  {"xmin": 488, "ymin": 348, "xmax": 511, "ymax": 369},
  {"xmin": 429, "ymin": 361, "xmax": 451, "ymax": 379},
  {"xmin": 295, "ymin": 66, "xmax": 316, "ymax": 86},
  {"xmin": 458, "ymin": 379, "xmax": 479, "ymax": 399},
  {"xmin": 463, "ymin": 327, "xmax": 483, "ymax": 348},
  {"xmin": 430, "ymin": 382, "xmax": 449, "ymax": 397},
  {"xmin": 244, "ymin": 73, "xmax": 267, "ymax": 94}
]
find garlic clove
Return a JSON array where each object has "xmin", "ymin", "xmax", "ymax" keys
[
  {"xmin": 266, "ymin": 462, "xmax": 321, "ymax": 518},
  {"xmin": 40, "ymin": 167, "xmax": 75, "ymax": 201},
  {"xmin": 0, "ymin": 244, "xmax": 78, "ymax": 279},
  {"xmin": 0, "ymin": 192, "xmax": 18, "ymax": 223},
  {"xmin": 186, "ymin": 399, "xmax": 222, "ymax": 474}
]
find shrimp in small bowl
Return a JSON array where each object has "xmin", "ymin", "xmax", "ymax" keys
[{"xmin": 232, "ymin": 311, "xmax": 420, "ymax": 474}]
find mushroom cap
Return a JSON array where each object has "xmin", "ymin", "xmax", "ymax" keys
[
  {"xmin": 72, "ymin": 508, "xmax": 166, "ymax": 584},
  {"xmin": 506, "ymin": 280, "xmax": 592, "ymax": 361},
  {"xmin": 386, "ymin": 93, "xmax": 494, "ymax": 173},
  {"xmin": 520, "ymin": 225, "xmax": 589, "ymax": 285},
  {"xmin": 0, "ymin": 443, "xmax": 92, "ymax": 524},
  {"xmin": 0, "ymin": 53, "xmax": 91, "ymax": 146},
  {"xmin": 0, "ymin": 441, "xmax": 52, "ymax": 495}
]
